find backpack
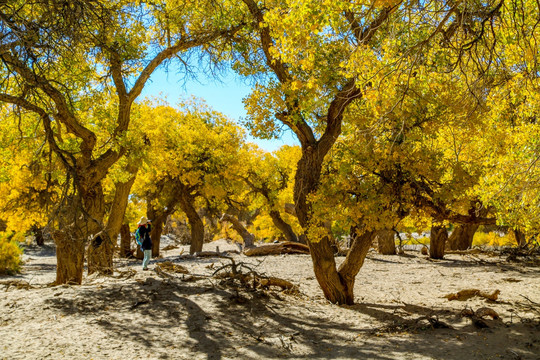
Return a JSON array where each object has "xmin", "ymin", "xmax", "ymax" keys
[{"xmin": 135, "ymin": 227, "xmax": 142, "ymax": 246}]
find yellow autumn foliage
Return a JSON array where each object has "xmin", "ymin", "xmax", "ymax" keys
[{"xmin": 0, "ymin": 232, "xmax": 23, "ymax": 275}]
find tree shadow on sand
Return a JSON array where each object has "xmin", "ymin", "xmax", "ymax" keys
[{"xmin": 43, "ymin": 271, "xmax": 540, "ymax": 360}]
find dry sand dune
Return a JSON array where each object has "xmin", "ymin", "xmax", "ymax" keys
[{"xmin": 1, "ymin": 239, "xmax": 539, "ymax": 360}]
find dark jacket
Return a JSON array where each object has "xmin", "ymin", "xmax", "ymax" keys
[{"xmin": 137, "ymin": 224, "xmax": 152, "ymax": 251}]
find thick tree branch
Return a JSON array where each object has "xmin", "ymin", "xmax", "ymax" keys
[{"xmin": 0, "ymin": 51, "xmax": 97, "ymax": 152}]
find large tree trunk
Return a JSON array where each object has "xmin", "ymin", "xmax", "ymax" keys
[
  {"xmin": 87, "ymin": 230, "xmax": 114, "ymax": 275},
  {"xmin": 53, "ymin": 230, "xmax": 85, "ymax": 285},
  {"xmin": 119, "ymin": 223, "xmax": 132, "ymax": 258},
  {"xmin": 105, "ymin": 165, "xmax": 138, "ymax": 244},
  {"xmin": 82, "ymin": 183, "xmax": 112, "ymax": 275},
  {"xmin": 32, "ymin": 225, "xmax": 45, "ymax": 246},
  {"xmin": 178, "ymin": 184, "xmax": 205, "ymax": 254},
  {"xmin": 220, "ymin": 213, "xmax": 255, "ymax": 247},
  {"xmin": 147, "ymin": 206, "xmax": 169, "ymax": 258},
  {"xmin": 375, "ymin": 229, "xmax": 396, "ymax": 255},
  {"xmin": 448, "ymin": 224, "xmax": 479, "ymax": 250},
  {"xmin": 269, "ymin": 210, "xmax": 298, "ymax": 243},
  {"xmin": 337, "ymin": 230, "xmax": 375, "ymax": 304},
  {"xmin": 294, "ymin": 146, "xmax": 373, "ymax": 305},
  {"xmin": 430, "ymin": 225, "xmax": 448, "ymax": 259},
  {"xmin": 514, "ymin": 229, "xmax": 527, "ymax": 247}
]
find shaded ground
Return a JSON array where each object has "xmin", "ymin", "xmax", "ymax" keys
[{"xmin": 1, "ymin": 240, "xmax": 539, "ymax": 360}]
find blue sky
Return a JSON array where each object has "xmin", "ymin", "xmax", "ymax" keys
[{"xmin": 140, "ymin": 67, "xmax": 298, "ymax": 152}]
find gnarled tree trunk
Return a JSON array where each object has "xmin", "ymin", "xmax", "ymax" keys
[
  {"xmin": 269, "ymin": 210, "xmax": 298, "ymax": 243},
  {"xmin": 32, "ymin": 225, "xmax": 45, "ymax": 246},
  {"xmin": 120, "ymin": 223, "xmax": 132, "ymax": 258},
  {"xmin": 220, "ymin": 213, "xmax": 255, "ymax": 248},
  {"xmin": 448, "ymin": 224, "xmax": 479, "ymax": 250},
  {"xmin": 178, "ymin": 184, "xmax": 205, "ymax": 254},
  {"xmin": 337, "ymin": 230, "xmax": 375, "ymax": 304},
  {"xmin": 375, "ymin": 229, "xmax": 396, "ymax": 255},
  {"xmin": 106, "ymin": 164, "xmax": 138, "ymax": 244},
  {"xmin": 83, "ymin": 183, "xmax": 111, "ymax": 275},
  {"xmin": 430, "ymin": 225, "xmax": 448, "ymax": 259},
  {"xmin": 87, "ymin": 230, "xmax": 114, "ymax": 275},
  {"xmin": 295, "ymin": 146, "xmax": 373, "ymax": 305},
  {"xmin": 514, "ymin": 229, "xmax": 527, "ymax": 247},
  {"xmin": 147, "ymin": 205, "xmax": 170, "ymax": 258},
  {"xmin": 53, "ymin": 230, "xmax": 85, "ymax": 285}
]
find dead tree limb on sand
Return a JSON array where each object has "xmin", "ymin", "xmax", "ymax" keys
[
  {"xmin": 444, "ymin": 289, "xmax": 501, "ymax": 301},
  {"xmin": 213, "ymin": 258, "xmax": 297, "ymax": 292},
  {"xmin": 243, "ymin": 242, "xmax": 310, "ymax": 256}
]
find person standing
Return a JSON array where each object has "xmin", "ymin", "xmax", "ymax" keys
[{"xmin": 135, "ymin": 216, "xmax": 152, "ymax": 270}]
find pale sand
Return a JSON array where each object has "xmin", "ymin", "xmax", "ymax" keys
[{"xmin": 1, "ymin": 239, "xmax": 539, "ymax": 360}]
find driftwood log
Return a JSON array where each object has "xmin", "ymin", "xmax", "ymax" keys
[
  {"xmin": 243, "ymin": 241, "xmax": 310, "ymax": 256},
  {"xmin": 444, "ymin": 289, "xmax": 501, "ymax": 301}
]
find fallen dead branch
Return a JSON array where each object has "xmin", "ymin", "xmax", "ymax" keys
[
  {"xmin": 444, "ymin": 289, "xmax": 500, "ymax": 301},
  {"xmin": 213, "ymin": 258, "xmax": 298, "ymax": 292},
  {"xmin": 112, "ymin": 269, "xmax": 137, "ymax": 279},
  {"xmin": 156, "ymin": 261, "xmax": 189, "ymax": 274},
  {"xmin": 0, "ymin": 280, "xmax": 34, "ymax": 291},
  {"xmin": 460, "ymin": 306, "xmax": 501, "ymax": 328},
  {"xmin": 243, "ymin": 242, "xmax": 309, "ymax": 256}
]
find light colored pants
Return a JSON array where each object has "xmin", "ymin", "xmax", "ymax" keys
[{"xmin": 142, "ymin": 250, "xmax": 152, "ymax": 269}]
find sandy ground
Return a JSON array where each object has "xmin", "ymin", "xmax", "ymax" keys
[{"xmin": 1, "ymin": 239, "xmax": 539, "ymax": 360}]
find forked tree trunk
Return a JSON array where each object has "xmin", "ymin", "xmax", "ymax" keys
[
  {"xmin": 448, "ymin": 224, "xmax": 479, "ymax": 250},
  {"xmin": 53, "ymin": 230, "xmax": 85, "ymax": 285},
  {"xmin": 178, "ymin": 184, "xmax": 205, "ymax": 254},
  {"xmin": 375, "ymin": 229, "xmax": 396, "ymax": 255},
  {"xmin": 87, "ymin": 230, "xmax": 114, "ymax": 275},
  {"xmin": 220, "ymin": 213, "xmax": 255, "ymax": 248},
  {"xmin": 430, "ymin": 225, "xmax": 448, "ymax": 259},
  {"xmin": 269, "ymin": 210, "xmax": 298, "ymax": 243},
  {"xmin": 119, "ymin": 223, "xmax": 132, "ymax": 258},
  {"xmin": 337, "ymin": 230, "xmax": 375, "ymax": 304}
]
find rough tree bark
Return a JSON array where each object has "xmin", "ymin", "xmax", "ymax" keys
[
  {"xmin": 53, "ymin": 230, "xmax": 85, "ymax": 285},
  {"xmin": 178, "ymin": 184, "xmax": 205, "ymax": 254},
  {"xmin": 105, "ymin": 164, "xmax": 138, "ymax": 244},
  {"xmin": 220, "ymin": 213, "xmax": 255, "ymax": 248},
  {"xmin": 269, "ymin": 210, "xmax": 298, "ymax": 243},
  {"xmin": 430, "ymin": 225, "xmax": 448, "ymax": 259},
  {"xmin": 32, "ymin": 225, "xmax": 45, "ymax": 246},
  {"xmin": 87, "ymin": 230, "xmax": 114, "ymax": 275},
  {"xmin": 337, "ymin": 230, "xmax": 375, "ymax": 304},
  {"xmin": 83, "ymin": 183, "xmax": 112, "ymax": 275},
  {"xmin": 514, "ymin": 229, "xmax": 527, "ymax": 247},
  {"xmin": 447, "ymin": 224, "xmax": 479, "ymax": 250},
  {"xmin": 375, "ymin": 229, "xmax": 396, "ymax": 255},
  {"xmin": 119, "ymin": 223, "xmax": 132, "ymax": 258}
]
